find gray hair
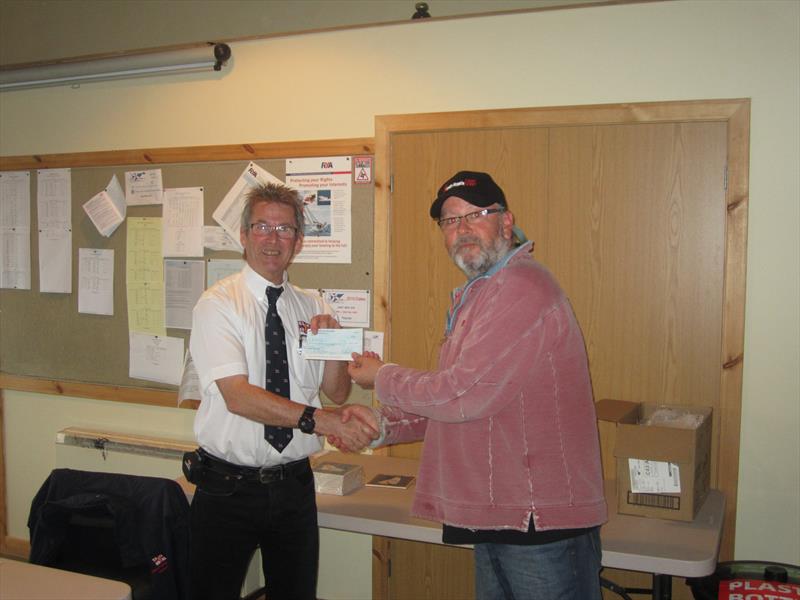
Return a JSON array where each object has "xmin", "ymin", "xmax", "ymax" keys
[{"xmin": 241, "ymin": 182, "xmax": 305, "ymax": 234}]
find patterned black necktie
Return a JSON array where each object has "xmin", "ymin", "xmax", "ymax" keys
[{"xmin": 264, "ymin": 286, "xmax": 293, "ymax": 452}]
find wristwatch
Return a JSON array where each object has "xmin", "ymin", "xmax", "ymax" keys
[{"xmin": 298, "ymin": 406, "xmax": 317, "ymax": 434}]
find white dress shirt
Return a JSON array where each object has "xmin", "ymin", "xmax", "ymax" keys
[{"xmin": 190, "ymin": 265, "xmax": 333, "ymax": 467}]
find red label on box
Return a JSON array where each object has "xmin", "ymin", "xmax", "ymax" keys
[{"xmin": 720, "ymin": 579, "xmax": 800, "ymax": 600}]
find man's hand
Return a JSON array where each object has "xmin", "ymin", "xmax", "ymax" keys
[
  {"xmin": 315, "ymin": 405, "xmax": 378, "ymax": 452},
  {"xmin": 309, "ymin": 313, "xmax": 340, "ymax": 333},
  {"xmin": 326, "ymin": 405, "xmax": 380, "ymax": 452},
  {"xmin": 348, "ymin": 351, "xmax": 384, "ymax": 390}
]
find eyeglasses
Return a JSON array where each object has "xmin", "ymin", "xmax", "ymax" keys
[
  {"xmin": 249, "ymin": 223, "xmax": 298, "ymax": 238},
  {"xmin": 437, "ymin": 208, "xmax": 505, "ymax": 230}
]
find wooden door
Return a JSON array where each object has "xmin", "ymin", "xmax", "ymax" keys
[
  {"xmin": 386, "ymin": 128, "xmax": 550, "ymax": 459},
  {"xmin": 372, "ymin": 101, "xmax": 749, "ymax": 600}
]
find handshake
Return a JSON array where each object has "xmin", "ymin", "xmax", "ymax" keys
[{"xmin": 316, "ymin": 351, "xmax": 385, "ymax": 453}]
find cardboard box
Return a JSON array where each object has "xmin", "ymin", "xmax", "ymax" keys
[
  {"xmin": 312, "ymin": 461, "xmax": 365, "ymax": 495},
  {"xmin": 614, "ymin": 403, "xmax": 712, "ymax": 521},
  {"xmin": 595, "ymin": 399, "xmax": 640, "ymax": 482}
]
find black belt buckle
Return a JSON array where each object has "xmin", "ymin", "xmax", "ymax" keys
[{"xmin": 257, "ymin": 464, "xmax": 284, "ymax": 484}]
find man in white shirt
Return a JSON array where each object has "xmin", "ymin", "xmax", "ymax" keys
[{"xmin": 187, "ymin": 182, "xmax": 376, "ymax": 600}]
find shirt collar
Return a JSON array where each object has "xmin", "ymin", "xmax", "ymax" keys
[{"xmin": 243, "ymin": 264, "xmax": 288, "ymax": 301}]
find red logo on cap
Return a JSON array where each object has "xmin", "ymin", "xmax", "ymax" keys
[{"xmin": 465, "ymin": 178, "xmax": 478, "ymax": 187}]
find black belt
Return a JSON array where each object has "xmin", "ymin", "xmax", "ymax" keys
[{"xmin": 198, "ymin": 448, "xmax": 310, "ymax": 484}]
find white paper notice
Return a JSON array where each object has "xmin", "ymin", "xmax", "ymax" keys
[
  {"xmin": 37, "ymin": 168, "xmax": 72, "ymax": 293},
  {"xmin": 203, "ymin": 225, "xmax": 241, "ymax": 252},
  {"xmin": 286, "ymin": 156, "xmax": 352, "ymax": 264},
  {"xmin": 0, "ymin": 227, "xmax": 31, "ymax": 289},
  {"xmin": 321, "ymin": 289, "xmax": 370, "ymax": 327},
  {"xmin": 125, "ymin": 169, "xmax": 164, "ymax": 206},
  {"xmin": 163, "ymin": 187, "xmax": 204, "ymax": 257},
  {"xmin": 177, "ymin": 350, "xmax": 201, "ymax": 405},
  {"xmin": 164, "ymin": 259, "xmax": 205, "ymax": 329},
  {"xmin": 39, "ymin": 228, "xmax": 72, "ymax": 293},
  {"xmin": 213, "ymin": 162, "xmax": 284, "ymax": 248},
  {"xmin": 83, "ymin": 175, "xmax": 126, "ymax": 237},
  {"xmin": 363, "ymin": 330, "xmax": 385, "ymax": 359},
  {"xmin": 207, "ymin": 258, "xmax": 245, "ymax": 287},
  {"xmin": 78, "ymin": 248, "xmax": 114, "ymax": 315},
  {"xmin": 37, "ymin": 168, "xmax": 71, "ymax": 229},
  {"xmin": 0, "ymin": 171, "xmax": 31, "ymax": 228},
  {"xmin": 0, "ymin": 171, "xmax": 31, "ymax": 290},
  {"xmin": 628, "ymin": 459, "xmax": 681, "ymax": 494},
  {"xmin": 129, "ymin": 332, "xmax": 183, "ymax": 386}
]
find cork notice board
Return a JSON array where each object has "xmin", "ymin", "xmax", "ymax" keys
[{"xmin": 0, "ymin": 139, "xmax": 374, "ymax": 401}]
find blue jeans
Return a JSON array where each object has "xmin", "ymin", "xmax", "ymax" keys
[{"xmin": 474, "ymin": 527, "xmax": 602, "ymax": 600}]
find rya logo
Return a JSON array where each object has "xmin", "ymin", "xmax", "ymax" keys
[{"xmin": 151, "ymin": 554, "xmax": 169, "ymax": 574}]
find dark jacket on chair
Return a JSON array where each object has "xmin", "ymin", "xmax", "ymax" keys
[{"xmin": 28, "ymin": 468, "xmax": 190, "ymax": 600}]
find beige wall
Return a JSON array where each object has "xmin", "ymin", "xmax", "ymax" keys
[
  {"xmin": 0, "ymin": 0, "xmax": 598, "ymax": 65},
  {"xmin": 1, "ymin": 0, "xmax": 798, "ymax": 569}
]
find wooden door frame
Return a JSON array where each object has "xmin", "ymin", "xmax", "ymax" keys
[{"xmin": 373, "ymin": 99, "xmax": 750, "ymax": 573}]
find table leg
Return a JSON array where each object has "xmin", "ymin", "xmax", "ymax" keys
[{"xmin": 652, "ymin": 574, "xmax": 672, "ymax": 600}]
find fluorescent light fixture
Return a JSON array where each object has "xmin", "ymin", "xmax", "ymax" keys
[{"xmin": 0, "ymin": 43, "xmax": 232, "ymax": 92}]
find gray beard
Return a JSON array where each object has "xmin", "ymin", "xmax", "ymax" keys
[{"xmin": 451, "ymin": 234, "xmax": 512, "ymax": 279}]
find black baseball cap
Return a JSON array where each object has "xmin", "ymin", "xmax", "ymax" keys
[{"xmin": 430, "ymin": 171, "xmax": 507, "ymax": 219}]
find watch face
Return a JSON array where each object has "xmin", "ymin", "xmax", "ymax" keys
[{"xmin": 299, "ymin": 407, "xmax": 316, "ymax": 433}]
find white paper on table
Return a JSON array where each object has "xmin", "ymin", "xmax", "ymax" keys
[
  {"xmin": 0, "ymin": 226, "xmax": 31, "ymax": 289},
  {"xmin": 363, "ymin": 331, "xmax": 384, "ymax": 360},
  {"xmin": 164, "ymin": 259, "xmax": 205, "ymax": 329},
  {"xmin": 125, "ymin": 169, "xmax": 163, "ymax": 206},
  {"xmin": 203, "ymin": 225, "xmax": 242, "ymax": 252},
  {"xmin": 321, "ymin": 289, "xmax": 370, "ymax": 327},
  {"xmin": 302, "ymin": 328, "xmax": 363, "ymax": 361},
  {"xmin": 628, "ymin": 459, "xmax": 681, "ymax": 494},
  {"xmin": 129, "ymin": 332, "xmax": 183, "ymax": 386},
  {"xmin": 37, "ymin": 169, "xmax": 71, "ymax": 229},
  {"xmin": 38, "ymin": 228, "xmax": 72, "ymax": 293},
  {"xmin": 163, "ymin": 187, "xmax": 204, "ymax": 257},
  {"xmin": 207, "ymin": 258, "xmax": 245, "ymax": 287},
  {"xmin": 78, "ymin": 248, "xmax": 114, "ymax": 315},
  {"xmin": 177, "ymin": 350, "xmax": 202, "ymax": 405},
  {"xmin": 213, "ymin": 162, "xmax": 285, "ymax": 244},
  {"xmin": 0, "ymin": 171, "xmax": 31, "ymax": 228}
]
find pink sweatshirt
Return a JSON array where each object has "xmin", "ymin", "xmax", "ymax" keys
[{"xmin": 376, "ymin": 243, "xmax": 607, "ymax": 532}]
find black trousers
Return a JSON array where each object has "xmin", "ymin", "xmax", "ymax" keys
[{"xmin": 189, "ymin": 462, "xmax": 319, "ymax": 600}]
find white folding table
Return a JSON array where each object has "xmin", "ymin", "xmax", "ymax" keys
[
  {"xmin": 180, "ymin": 451, "xmax": 725, "ymax": 600},
  {"xmin": 0, "ymin": 558, "xmax": 132, "ymax": 600}
]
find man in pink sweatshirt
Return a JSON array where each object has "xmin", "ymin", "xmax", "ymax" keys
[{"xmin": 347, "ymin": 171, "xmax": 607, "ymax": 600}]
